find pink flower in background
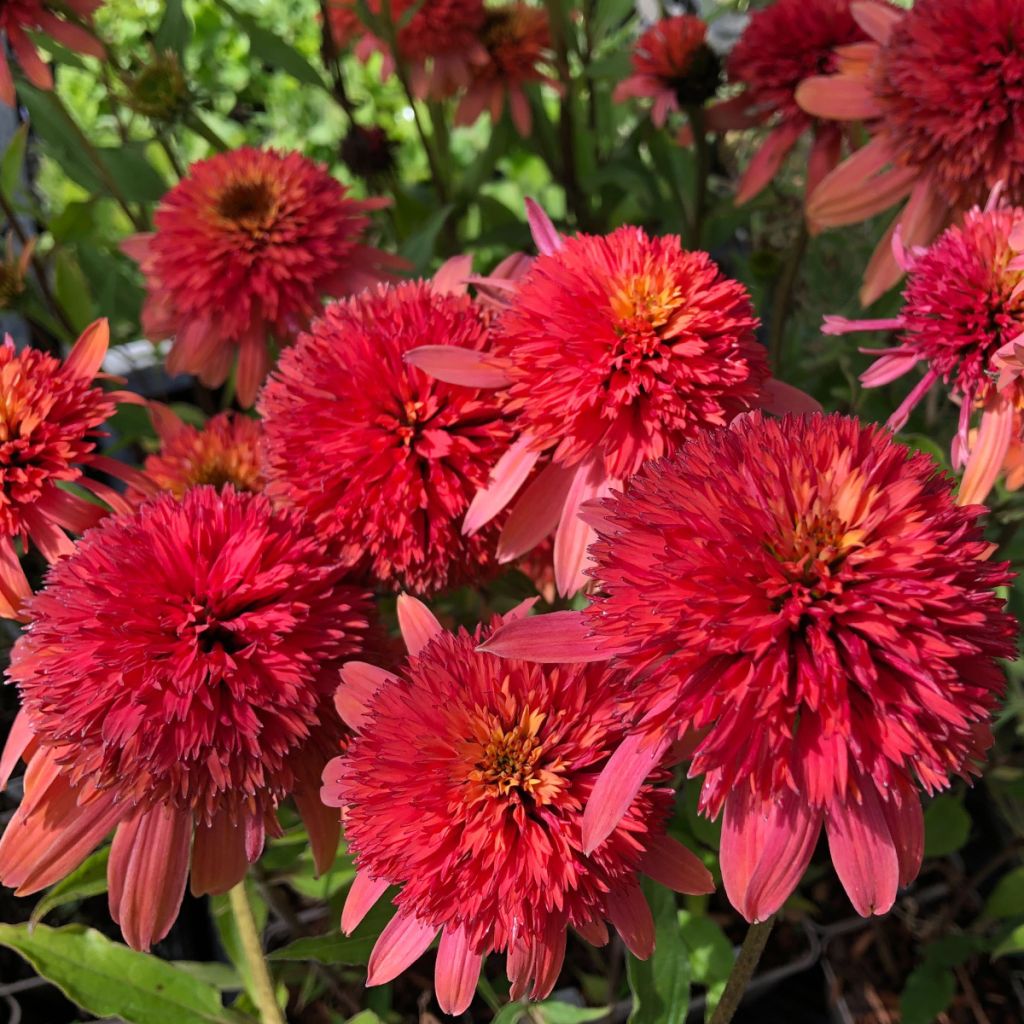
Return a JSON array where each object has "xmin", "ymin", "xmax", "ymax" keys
[
  {"xmin": 323, "ymin": 595, "xmax": 712, "ymax": 1013},
  {"xmin": 484, "ymin": 414, "xmax": 1016, "ymax": 921}
]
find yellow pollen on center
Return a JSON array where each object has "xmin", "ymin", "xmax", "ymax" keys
[{"xmin": 608, "ymin": 272, "xmax": 684, "ymax": 332}]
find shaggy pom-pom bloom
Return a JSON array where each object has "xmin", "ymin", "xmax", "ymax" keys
[
  {"xmin": 613, "ymin": 15, "xmax": 721, "ymax": 127},
  {"xmin": 137, "ymin": 407, "xmax": 264, "ymax": 500},
  {"xmin": 455, "ymin": 4, "xmax": 555, "ymax": 136},
  {"xmin": 323, "ymin": 596, "xmax": 712, "ymax": 1012},
  {"xmin": 0, "ymin": 319, "xmax": 152, "ymax": 621},
  {"xmin": 798, "ymin": 0, "xmax": 1024, "ymax": 304},
  {"xmin": 122, "ymin": 147, "xmax": 394, "ymax": 407},
  {"xmin": 825, "ymin": 194, "xmax": 1024, "ymax": 505},
  {"xmin": 407, "ymin": 204, "xmax": 814, "ymax": 596},
  {"xmin": 0, "ymin": 486, "xmax": 373, "ymax": 950},
  {"xmin": 485, "ymin": 413, "xmax": 1016, "ymax": 922},
  {"xmin": 713, "ymin": 0, "xmax": 869, "ymax": 205},
  {"xmin": 260, "ymin": 267, "xmax": 511, "ymax": 595},
  {"xmin": 0, "ymin": 1, "xmax": 104, "ymax": 105}
]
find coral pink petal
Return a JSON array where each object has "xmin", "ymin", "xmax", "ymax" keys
[
  {"xmin": 721, "ymin": 786, "xmax": 822, "ymax": 923},
  {"xmin": 35, "ymin": 485, "xmax": 106, "ymax": 535},
  {"xmin": 9, "ymin": 30, "xmax": 52, "ymax": 92},
  {"xmin": 806, "ymin": 137, "xmax": 896, "ymax": 226},
  {"xmin": 35, "ymin": 11, "xmax": 105, "ymax": 58},
  {"xmin": 190, "ymin": 810, "xmax": 249, "ymax": 896},
  {"xmin": 294, "ymin": 781, "xmax": 341, "ymax": 876},
  {"xmin": 0, "ymin": 707, "xmax": 31, "ymax": 790},
  {"xmin": 335, "ymin": 662, "xmax": 399, "ymax": 731},
  {"xmin": 235, "ymin": 336, "xmax": 269, "ymax": 410},
  {"xmin": 463, "ymin": 435, "xmax": 542, "ymax": 535},
  {"xmin": 479, "ymin": 610, "xmax": 610, "ymax": 663},
  {"xmin": 886, "ymin": 368, "xmax": 939, "ymax": 433},
  {"xmin": 23, "ymin": 505, "xmax": 75, "ymax": 563},
  {"xmin": 496, "ymin": 460, "xmax": 576, "ymax": 562},
  {"xmin": 108, "ymin": 804, "xmax": 191, "ymax": 951},
  {"xmin": 396, "ymin": 593, "xmax": 445, "ymax": 657},
  {"xmin": 0, "ymin": 54, "xmax": 13, "ymax": 108},
  {"xmin": 825, "ymin": 785, "xmax": 899, "ymax": 917},
  {"xmin": 958, "ymin": 399, "xmax": 1015, "ymax": 507},
  {"xmin": 705, "ymin": 94, "xmax": 762, "ymax": 133},
  {"xmin": 366, "ymin": 910, "xmax": 438, "ymax": 985},
  {"xmin": 435, "ymin": 926, "xmax": 484, "ymax": 1015},
  {"xmin": 529, "ymin": 924, "xmax": 567, "ymax": 1000},
  {"xmin": 341, "ymin": 872, "xmax": 390, "ymax": 935},
  {"xmin": 880, "ymin": 795, "xmax": 924, "ymax": 888},
  {"xmin": 606, "ymin": 882, "xmax": 655, "ymax": 960},
  {"xmin": 860, "ymin": 351, "xmax": 919, "ymax": 388},
  {"xmin": 823, "ymin": 316, "xmax": 903, "ymax": 337},
  {"xmin": 583, "ymin": 732, "xmax": 674, "ymax": 855},
  {"xmin": 525, "ymin": 198, "xmax": 564, "ymax": 256},
  {"xmin": 639, "ymin": 834, "xmax": 714, "ymax": 895},
  {"xmin": 735, "ymin": 121, "xmax": 804, "ymax": 207},
  {"xmin": 795, "ymin": 75, "xmax": 882, "ymax": 122},
  {"xmin": 0, "ymin": 537, "xmax": 29, "ymax": 621},
  {"xmin": 850, "ymin": 0, "xmax": 903, "ymax": 44},
  {"xmin": 432, "ymin": 255, "xmax": 474, "ymax": 295},
  {"xmin": 575, "ymin": 918, "xmax": 609, "ymax": 947},
  {"xmin": 761, "ymin": 379, "xmax": 822, "ymax": 416},
  {"xmin": 64, "ymin": 319, "xmax": 109, "ymax": 380},
  {"xmin": 806, "ymin": 129, "xmax": 842, "ymax": 201},
  {"xmin": 554, "ymin": 456, "xmax": 607, "ymax": 597}
]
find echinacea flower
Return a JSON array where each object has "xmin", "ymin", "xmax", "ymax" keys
[
  {"xmin": 613, "ymin": 14, "xmax": 722, "ymax": 127},
  {"xmin": 797, "ymin": 0, "xmax": 1024, "ymax": 304},
  {"xmin": 323, "ymin": 595, "xmax": 713, "ymax": 1012},
  {"xmin": 455, "ymin": 3, "xmax": 555, "ymax": 136},
  {"xmin": 259, "ymin": 262, "xmax": 512, "ymax": 595},
  {"xmin": 0, "ymin": 319, "xmax": 151, "ymax": 621},
  {"xmin": 135, "ymin": 406, "xmax": 264, "ymax": 500},
  {"xmin": 407, "ymin": 203, "xmax": 814, "ymax": 596},
  {"xmin": 122, "ymin": 147, "xmax": 395, "ymax": 407},
  {"xmin": 825, "ymin": 194, "xmax": 1024, "ymax": 505},
  {"xmin": 0, "ymin": 486, "xmax": 373, "ymax": 951},
  {"xmin": 713, "ymin": 0, "xmax": 872, "ymax": 206},
  {"xmin": 485, "ymin": 413, "xmax": 1016, "ymax": 922},
  {"xmin": 0, "ymin": 1, "xmax": 104, "ymax": 106}
]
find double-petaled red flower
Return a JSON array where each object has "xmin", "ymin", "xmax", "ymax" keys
[
  {"xmin": 0, "ymin": 486, "xmax": 373, "ymax": 950},
  {"xmin": 485, "ymin": 413, "xmax": 1016, "ymax": 921},
  {"xmin": 260, "ymin": 262, "xmax": 511, "ymax": 595},
  {"xmin": 123, "ymin": 147, "xmax": 394, "ymax": 407},
  {"xmin": 323, "ymin": 596, "xmax": 712, "ymax": 1013},
  {"xmin": 797, "ymin": 0, "xmax": 1024, "ymax": 303}
]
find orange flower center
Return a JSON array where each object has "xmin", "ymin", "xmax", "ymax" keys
[{"xmin": 607, "ymin": 270, "xmax": 685, "ymax": 369}]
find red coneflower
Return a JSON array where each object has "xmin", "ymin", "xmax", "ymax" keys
[
  {"xmin": 0, "ymin": 319, "xmax": 150, "ymax": 622},
  {"xmin": 259, "ymin": 263, "xmax": 512, "ymax": 595},
  {"xmin": 0, "ymin": 0, "xmax": 104, "ymax": 105},
  {"xmin": 455, "ymin": 4, "xmax": 555, "ymax": 136},
  {"xmin": 0, "ymin": 486, "xmax": 372, "ymax": 950},
  {"xmin": 797, "ymin": 0, "xmax": 1024, "ymax": 304},
  {"xmin": 323, "ymin": 595, "xmax": 713, "ymax": 1013},
  {"xmin": 613, "ymin": 15, "xmax": 721, "ymax": 127},
  {"xmin": 485, "ymin": 414, "xmax": 1016, "ymax": 921},
  {"xmin": 136, "ymin": 406, "xmax": 264, "ymax": 500},
  {"xmin": 713, "ymin": 0, "xmax": 872, "ymax": 206},
  {"xmin": 824, "ymin": 192, "xmax": 1024, "ymax": 506},
  {"xmin": 122, "ymin": 147, "xmax": 394, "ymax": 407},
  {"xmin": 325, "ymin": 0, "xmax": 363, "ymax": 50},
  {"xmin": 408, "ymin": 203, "xmax": 814, "ymax": 595}
]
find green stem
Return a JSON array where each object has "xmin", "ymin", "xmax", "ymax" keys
[
  {"xmin": 228, "ymin": 881, "xmax": 285, "ymax": 1024},
  {"xmin": 768, "ymin": 222, "xmax": 810, "ymax": 376},
  {"xmin": 708, "ymin": 916, "xmax": 776, "ymax": 1024},
  {"xmin": 186, "ymin": 111, "xmax": 232, "ymax": 153},
  {"xmin": 687, "ymin": 104, "xmax": 710, "ymax": 248}
]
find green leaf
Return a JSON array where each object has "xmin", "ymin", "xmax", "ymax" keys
[
  {"xmin": 490, "ymin": 1004, "xmax": 527, "ymax": 1024},
  {"xmin": 0, "ymin": 924, "xmax": 233, "ymax": 1024},
  {"xmin": 994, "ymin": 923, "xmax": 1024, "ymax": 958},
  {"xmin": 626, "ymin": 881, "xmax": 691, "ymax": 1024},
  {"xmin": 54, "ymin": 250, "xmax": 96, "ymax": 330},
  {"xmin": 213, "ymin": 0, "xmax": 326, "ymax": 88},
  {"xmin": 399, "ymin": 203, "xmax": 454, "ymax": 271},
  {"xmin": 677, "ymin": 912, "xmax": 733, "ymax": 987},
  {"xmin": 155, "ymin": 0, "xmax": 193, "ymax": 56},
  {"xmin": 985, "ymin": 866, "xmax": 1024, "ymax": 919},
  {"xmin": 536, "ymin": 1002, "xmax": 608, "ymax": 1024},
  {"xmin": 0, "ymin": 122, "xmax": 28, "ymax": 202},
  {"xmin": 900, "ymin": 964, "xmax": 956, "ymax": 1024},
  {"xmin": 100, "ymin": 143, "xmax": 169, "ymax": 203},
  {"xmin": 173, "ymin": 961, "xmax": 243, "ymax": 992},
  {"xmin": 346, "ymin": 1013, "xmax": 383, "ymax": 1024},
  {"xmin": 268, "ymin": 898, "xmax": 397, "ymax": 966},
  {"xmin": 923, "ymin": 795, "xmax": 971, "ymax": 857},
  {"xmin": 30, "ymin": 846, "xmax": 110, "ymax": 927}
]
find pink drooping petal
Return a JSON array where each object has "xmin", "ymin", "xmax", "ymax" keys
[
  {"xmin": 335, "ymin": 662, "xmax": 398, "ymax": 731},
  {"xmin": 463, "ymin": 435, "xmax": 543, "ymax": 535},
  {"xmin": 859, "ymin": 351, "xmax": 919, "ymax": 388},
  {"xmin": 402, "ymin": 344, "xmax": 511, "ymax": 387},
  {"xmin": 525, "ymin": 198, "xmax": 564, "ymax": 256},
  {"xmin": 366, "ymin": 909, "xmax": 438, "ymax": 985},
  {"xmin": 64, "ymin": 319, "xmax": 109, "ymax": 380},
  {"xmin": 0, "ymin": 53, "xmax": 14, "ymax": 108},
  {"xmin": 575, "ymin": 918, "xmax": 609, "ymax": 947},
  {"xmin": 119, "ymin": 233, "xmax": 153, "ymax": 263},
  {"xmin": 23, "ymin": 504, "xmax": 75, "ymax": 563},
  {"xmin": 735, "ymin": 121, "xmax": 804, "ymax": 206},
  {"xmin": 761, "ymin": 379, "xmax": 822, "ymax": 416},
  {"xmin": 9, "ymin": 29, "xmax": 52, "ymax": 92},
  {"xmin": 880, "ymin": 793, "xmax": 924, "ymax": 888},
  {"xmin": 108, "ymin": 804, "xmax": 191, "ymax": 951},
  {"xmin": 704, "ymin": 94, "xmax": 764, "ymax": 133},
  {"xmin": 795, "ymin": 75, "xmax": 883, "ymax": 122},
  {"xmin": 806, "ymin": 128, "xmax": 842, "ymax": 202},
  {"xmin": 396, "ymin": 593, "xmax": 444, "ymax": 657},
  {"xmin": 606, "ymin": 882, "xmax": 655, "ymax": 959},
  {"xmin": 850, "ymin": 0, "xmax": 903, "ymax": 44},
  {"xmin": 0, "ymin": 537, "xmax": 30, "ymax": 621},
  {"xmin": 823, "ymin": 316, "xmax": 903, "ymax": 337},
  {"xmin": 479, "ymin": 610, "xmax": 611, "ymax": 663},
  {"xmin": 0, "ymin": 708, "xmax": 32, "ymax": 790},
  {"xmin": 958, "ymin": 399, "xmax": 1015, "ymax": 507},
  {"xmin": 341, "ymin": 872, "xmax": 390, "ymax": 935},
  {"xmin": 435, "ymin": 926, "xmax": 484, "ymax": 1015},
  {"xmin": 886, "ymin": 368, "xmax": 940, "ymax": 433},
  {"xmin": 639, "ymin": 834, "xmax": 714, "ymax": 895},
  {"xmin": 235, "ymin": 335, "xmax": 269, "ymax": 410},
  {"xmin": 497, "ymin": 459, "xmax": 576, "ymax": 563},
  {"xmin": 34, "ymin": 485, "xmax": 106, "ymax": 536},
  {"xmin": 294, "ymin": 780, "xmax": 341, "ymax": 876},
  {"xmin": 432, "ymin": 255, "xmax": 474, "ymax": 295},
  {"xmin": 583, "ymin": 732, "xmax": 674, "ymax": 855},
  {"xmin": 806, "ymin": 137, "xmax": 897, "ymax": 228},
  {"xmin": 190, "ymin": 810, "xmax": 249, "ymax": 896},
  {"xmin": 825, "ymin": 784, "xmax": 899, "ymax": 917},
  {"xmin": 554, "ymin": 456, "xmax": 608, "ymax": 597},
  {"xmin": 35, "ymin": 10, "xmax": 105, "ymax": 59},
  {"xmin": 529, "ymin": 922, "xmax": 567, "ymax": 1000},
  {"xmin": 720, "ymin": 785, "xmax": 823, "ymax": 923}
]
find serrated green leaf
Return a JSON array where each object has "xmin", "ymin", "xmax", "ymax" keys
[
  {"xmin": 0, "ymin": 924, "xmax": 233, "ymax": 1024},
  {"xmin": 267, "ymin": 899, "xmax": 397, "ymax": 965},
  {"xmin": 155, "ymin": 0, "xmax": 193, "ymax": 55},
  {"xmin": 626, "ymin": 881, "xmax": 691, "ymax": 1024},
  {"xmin": 899, "ymin": 963, "xmax": 956, "ymax": 1024},
  {"xmin": 30, "ymin": 846, "xmax": 109, "ymax": 927},
  {"xmin": 923, "ymin": 795, "xmax": 971, "ymax": 857}
]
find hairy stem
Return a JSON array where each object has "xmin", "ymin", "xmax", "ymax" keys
[
  {"xmin": 708, "ymin": 915, "xmax": 776, "ymax": 1024},
  {"xmin": 228, "ymin": 881, "xmax": 285, "ymax": 1024}
]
